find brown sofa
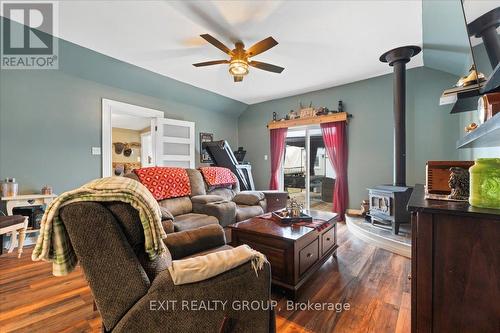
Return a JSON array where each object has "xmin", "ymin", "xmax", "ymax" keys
[
  {"xmin": 126, "ymin": 168, "xmax": 287, "ymax": 232},
  {"xmin": 59, "ymin": 201, "xmax": 274, "ymax": 332}
]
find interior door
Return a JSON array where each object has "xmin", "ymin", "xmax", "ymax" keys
[{"xmin": 152, "ymin": 118, "xmax": 195, "ymax": 168}]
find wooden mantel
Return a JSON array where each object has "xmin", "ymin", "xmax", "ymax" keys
[{"xmin": 267, "ymin": 112, "xmax": 348, "ymax": 129}]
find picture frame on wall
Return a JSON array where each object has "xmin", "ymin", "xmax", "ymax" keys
[{"xmin": 200, "ymin": 132, "xmax": 213, "ymax": 163}]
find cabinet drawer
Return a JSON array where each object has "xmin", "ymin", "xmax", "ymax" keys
[
  {"xmin": 321, "ymin": 227, "xmax": 335, "ymax": 255},
  {"xmin": 299, "ymin": 238, "xmax": 319, "ymax": 275}
]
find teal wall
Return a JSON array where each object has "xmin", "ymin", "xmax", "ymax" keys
[
  {"xmin": 0, "ymin": 33, "xmax": 247, "ymax": 194},
  {"xmin": 238, "ymin": 67, "xmax": 459, "ymax": 208},
  {"xmin": 422, "ymin": 0, "xmax": 472, "ymax": 77}
]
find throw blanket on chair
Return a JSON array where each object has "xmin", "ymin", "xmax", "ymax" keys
[
  {"xmin": 133, "ymin": 167, "xmax": 191, "ymax": 201},
  {"xmin": 199, "ymin": 167, "xmax": 237, "ymax": 188},
  {"xmin": 168, "ymin": 245, "xmax": 267, "ymax": 285},
  {"xmin": 32, "ymin": 177, "xmax": 167, "ymax": 276}
]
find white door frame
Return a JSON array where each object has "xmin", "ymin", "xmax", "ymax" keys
[{"xmin": 102, "ymin": 98, "xmax": 164, "ymax": 177}]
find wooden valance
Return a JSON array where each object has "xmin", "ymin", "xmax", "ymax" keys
[{"xmin": 267, "ymin": 112, "xmax": 348, "ymax": 129}]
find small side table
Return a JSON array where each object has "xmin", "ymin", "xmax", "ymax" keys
[
  {"xmin": 0, "ymin": 194, "xmax": 57, "ymax": 257},
  {"xmin": 0, "ymin": 215, "xmax": 28, "ymax": 257}
]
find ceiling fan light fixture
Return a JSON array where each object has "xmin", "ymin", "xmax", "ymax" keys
[{"xmin": 229, "ymin": 59, "xmax": 249, "ymax": 76}]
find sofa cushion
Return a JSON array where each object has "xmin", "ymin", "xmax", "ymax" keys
[
  {"xmin": 236, "ymin": 205, "xmax": 265, "ymax": 222},
  {"xmin": 191, "ymin": 194, "xmax": 226, "ymax": 204},
  {"xmin": 173, "ymin": 213, "xmax": 218, "ymax": 232},
  {"xmin": 186, "ymin": 169, "xmax": 206, "ymax": 196},
  {"xmin": 159, "ymin": 196, "xmax": 192, "ymax": 217},
  {"xmin": 233, "ymin": 191, "xmax": 265, "ymax": 206}
]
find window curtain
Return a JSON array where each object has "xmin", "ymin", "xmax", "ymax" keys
[
  {"xmin": 320, "ymin": 121, "xmax": 348, "ymax": 220},
  {"xmin": 269, "ymin": 128, "xmax": 288, "ymax": 190}
]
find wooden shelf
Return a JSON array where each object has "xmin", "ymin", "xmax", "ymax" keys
[
  {"xmin": 440, "ymin": 64, "xmax": 500, "ymax": 114},
  {"xmin": 440, "ymin": 84, "xmax": 483, "ymax": 114},
  {"xmin": 267, "ymin": 112, "xmax": 347, "ymax": 129},
  {"xmin": 457, "ymin": 112, "xmax": 500, "ymax": 149}
]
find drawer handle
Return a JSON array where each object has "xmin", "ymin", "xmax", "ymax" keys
[
  {"xmin": 306, "ymin": 253, "xmax": 312, "ymax": 258},
  {"xmin": 326, "ymin": 237, "xmax": 331, "ymax": 241}
]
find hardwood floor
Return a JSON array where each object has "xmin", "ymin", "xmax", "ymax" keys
[{"xmin": 0, "ymin": 223, "xmax": 410, "ymax": 333}]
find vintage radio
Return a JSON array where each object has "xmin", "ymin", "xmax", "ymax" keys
[{"xmin": 426, "ymin": 161, "xmax": 474, "ymax": 196}]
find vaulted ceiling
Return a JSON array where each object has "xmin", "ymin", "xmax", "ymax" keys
[{"xmin": 51, "ymin": 1, "xmax": 424, "ymax": 104}]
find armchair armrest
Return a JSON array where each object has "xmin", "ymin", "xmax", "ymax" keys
[
  {"xmin": 113, "ymin": 261, "xmax": 273, "ymax": 333},
  {"xmin": 163, "ymin": 224, "xmax": 226, "ymax": 259},
  {"xmin": 192, "ymin": 200, "xmax": 237, "ymax": 227},
  {"xmin": 233, "ymin": 191, "xmax": 265, "ymax": 206},
  {"xmin": 191, "ymin": 194, "xmax": 225, "ymax": 204}
]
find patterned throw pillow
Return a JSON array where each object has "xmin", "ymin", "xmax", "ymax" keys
[
  {"xmin": 133, "ymin": 167, "xmax": 191, "ymax": 201},
  {"xmin": 199, "ymin": 167, "xmax": 237, "ymax": 189}
]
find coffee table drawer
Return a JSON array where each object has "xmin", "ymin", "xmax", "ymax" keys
[
  {"xmin": 299, "ymin": 239, "xmax": 319, "ymax": 275},
  {"xmin": 321, "ymin": 227, "xmax": 335, "ymax": 255}
]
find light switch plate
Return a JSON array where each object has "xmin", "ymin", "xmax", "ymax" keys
[
  {"xmin": 91, "ymin": 147, "xmax": 101, "ymax": 155},
  {"xmin": 264, "ymin": 155, "xmax": 268, "ymax": 160}
]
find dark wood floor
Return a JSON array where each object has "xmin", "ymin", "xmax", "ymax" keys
[{"xmin": 0, "ymin": 223, "xmax": 410, "ymax": 333}]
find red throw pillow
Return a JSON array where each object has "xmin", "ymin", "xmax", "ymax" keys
[
  {"xmin": 199, "ymin": 167, "xmax": 237, "ymax": 189},
  {"xmin": 133, "ymin": 167, "xmax": 191, "ymax": 201}
]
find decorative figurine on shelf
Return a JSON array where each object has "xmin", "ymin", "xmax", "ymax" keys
[
  {"xmin": 338, "ymin": 100, "xmax": 344, "ymax": 112},
  {"xmin": 41, "ymin": 185, "xmax": 53, "ymax": 195},
  {"xmin": 315, "ymin": 107, "xmax": 329, "ymax": 116},
  {"xmin": 299, "ymin": 101, "xmax": 315, "ymax": 118},
  {"xmin": 286, "ymin": 110, "xmax": 298, "ymax": 120},
  {"xmin": 456, "ymin": 64, "xmax": 486, "ymax": 87},
  {"xmin": 272, "ymin": 112, "xmax": 277, "ymax": 121},
  {"xmin": 465, "ymin": 122, "xmax": 478, "ymax": 133},
  {"xmin": 287, "ymin": 198, "xmax": 303, "ymax": 218},
  {"xmin": 448, "ymin": 167, "xmax": 470, "ymax": 200}
]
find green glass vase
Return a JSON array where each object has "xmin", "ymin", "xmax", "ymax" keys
[{"xmin": 469, "ymin": 158, "xmax": 500, "ymax": 209}]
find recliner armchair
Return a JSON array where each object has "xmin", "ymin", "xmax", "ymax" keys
[{"xmin": 59, "ymin": 201, "xmax": 274, "ymax": 332}]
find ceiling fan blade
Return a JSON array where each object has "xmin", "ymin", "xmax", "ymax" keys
[
  {"xmin": 193, "ymin": 60, "xmax": 229, "ymax": 67},
  {"xmin": 246, "ymin": 37, "xmax": 278, "ymax": 57},
  {"xmin": 249, "ymin": 60, "xmax": 284, "ymax": 73},
  {"xmin": 200, "ymin": 34, "xmax": 232, "ymax": 55},
  {"xmin": 234, "ymin": 75, "xmax": 244, "ymax": 82}
]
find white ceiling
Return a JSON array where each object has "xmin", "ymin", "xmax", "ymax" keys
[{"xmin": 54, "ymin": 1, "xmax": 423, "ymax": 104}]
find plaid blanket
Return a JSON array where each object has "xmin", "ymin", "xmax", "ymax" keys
[{"xmin": 32, "ymin": 177, "xmax": 167, "ymax": 276}]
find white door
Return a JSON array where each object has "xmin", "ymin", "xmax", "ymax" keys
[
  {"xmin": 140, "ymin": 132, "xmax": 154, "ymax": 167},
  {"xmin": 153, "ymin": 118, "xmax": 195, "ymax": 168}
]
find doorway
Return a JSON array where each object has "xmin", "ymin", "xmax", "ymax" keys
[
  {"xmin": 102, "ymin": 99, "xmax": 196, "ymax": 177},
  {"xmin": 283, "ymin": 127, "xmax": 334, "ymax": 212},
  {"xmin": 102, "ymin": 99, "xmax": 163, "ymax": 177}
]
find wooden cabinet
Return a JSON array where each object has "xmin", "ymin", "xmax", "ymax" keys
[
  {"xmin": 408, "ymin": 185, "xmax": 500, "ymax": 333},
  {"xmin": 229, "ymin": 210, "xmax": 338, "ymax": 299}
]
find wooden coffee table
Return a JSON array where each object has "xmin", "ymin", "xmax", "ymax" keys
[{"xmin": 228, "ymin": 210, "xmax": 338, "ymax": 299}]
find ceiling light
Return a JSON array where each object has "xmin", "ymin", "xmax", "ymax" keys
[{"xmin": 229, "ymin": 60, "xmax": 249, "ymax": 76}]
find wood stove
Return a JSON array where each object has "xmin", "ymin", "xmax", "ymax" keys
[{"xmin": 368, "ymin": 45, "xmax": 421, "ymax": 235}]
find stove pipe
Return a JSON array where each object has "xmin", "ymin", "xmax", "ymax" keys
[{"xmin": 379, "ymin": 46, "xmax": 421, "ymax": 187}]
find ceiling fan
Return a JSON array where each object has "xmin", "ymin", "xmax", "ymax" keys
[{"xmin": 193, "ymin": 34, "xmax": 284, "ymax": 82}]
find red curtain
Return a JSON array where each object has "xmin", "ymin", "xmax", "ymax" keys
[
  {"xmin": 321, "ymin": 121, "xmax": 348, "ymax": 220},
  {"xmin": 269, "ymin": 128, "xmax": 288, "ymax": 190}
]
